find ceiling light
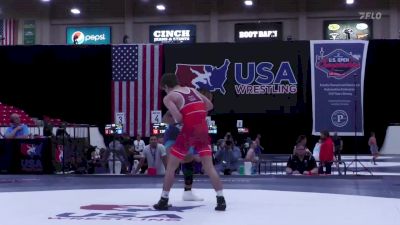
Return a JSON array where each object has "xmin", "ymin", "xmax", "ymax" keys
[
  {"xmin": 156, "ymin": 4, "xmax": 166, "ymax": 11},
  {"xmin": 346, "ymin": 0, "xmax": 354, "ymax": 5},
  {"xmin": 70, "ymin": 8, "xmax": 81, "ymax": 15},
  {"xmin": 244, "ymin": 0, "xmax": 253, "ymax": 6},
  {"xmin": 41, "ymin": 0, "xmax": 51, "ymax": 2}
]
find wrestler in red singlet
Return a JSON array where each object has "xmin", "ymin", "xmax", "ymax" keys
[
  {"xmin": 154, "ymin": 73, "xmax": 226, "ymax": 211},
  {"xmin": 169, "ymin": 87, "xmax": 212, "ymax": 159}
]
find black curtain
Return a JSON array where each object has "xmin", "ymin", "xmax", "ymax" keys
[
  {"xmin": 0, "ymin": 45, "xmax": 112, "ymax": 130},
  {"xmin": 1, "ymin": 41, "xmax": 399, "ymax": 154}
]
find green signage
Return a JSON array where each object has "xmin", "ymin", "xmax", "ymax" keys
[{"xmin": 23, "ymin": 20, "xmax": 35, "ymax": 45}]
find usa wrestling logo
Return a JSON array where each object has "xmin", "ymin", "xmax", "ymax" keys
[
  {"xmin": 49, "ymin": 204, "xmax": 204, "ymax": 222},
  {"xmin": 175, "ymin": 59, "xmax": 230, "ymax": 95}
]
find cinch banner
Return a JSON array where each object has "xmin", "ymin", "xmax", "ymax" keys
[
  {"xmin": 310, "ymin": 40, "xmax": 368, "ymax": 136},
  {"xmin": 165, "ymin": 42, "xmax": 309, "ymax": 114},
  {"xmin": 149, "ymin": 25, "xmax": 196, "ymax": 44},
  {"xmin": 66, "ymin": 26, "xmax": 111, "ymax": 45}
]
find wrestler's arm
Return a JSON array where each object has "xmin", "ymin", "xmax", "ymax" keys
[
  {"xmin": 162, "ymin": 111, "xmax": 175, "ymax": 125},
  {"xmin": 202, "ymin": 95, "xmax": 213, "ymax": 111},
  {"xmin": 163, "ymin": 94, "xmax": 182, "ymax": 123}
]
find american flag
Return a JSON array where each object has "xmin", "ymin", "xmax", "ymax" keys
[
  {"xmin": 112, "ymin": 44, "xmax": 163, "ymax": 137},
  {"xmin": 0, "ymin": 19, "xmax": 18, "ymax": 45}
]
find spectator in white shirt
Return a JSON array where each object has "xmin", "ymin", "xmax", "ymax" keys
[
  {"xmin": 135, "ymin": 135, "xmax": 167, "ymax": 175},
  {"xmin": 133, "ymin": 134, "xmax": 146, "ymax": 155}
]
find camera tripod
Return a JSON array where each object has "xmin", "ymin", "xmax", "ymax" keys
[{"xmin": 346, "ymin": 74, "xmax": 372, "ymax": 175}]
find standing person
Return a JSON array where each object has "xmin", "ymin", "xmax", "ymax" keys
[
  {"xmin": 245, "ymin": 141, "xmax": 259, "ymax": 163},
  {"xmin": 254, "ymin": 134, "xmax": 264, "ymax": 154},
  {"xmin": 244, "ymin": 141, "xmax": 259, "ymax": 175},
  {"xmin": 153, "ymin": 73, "xmax": 226, "ymax": 211},
  {"xmin": 133, "ymin": 134, "xmax": 146, "ymax": 173},
  {"xmin": 161, "ymin": 87, "xmax": 213, "ymax": 201},
  {"xmin": 133, "ymin": 134, "xmax": 146, "ymax": 155},
  {"xmin": 106, "ymin": 137, "xmax": 129, "ymax": 174},
  {"xmin": 368, "ymin": 132, "xmax": 379, "ymax": 165},
  {"xmin": 332, "ymin": 132, "xmax": 343, "ymax": 162},
  {"xmin": 318, "ymin": 130, "xmax": 334, "ymax": 175}
]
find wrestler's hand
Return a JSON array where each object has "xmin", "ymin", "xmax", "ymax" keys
[
  {"xmin": 175, "ymin": 123, "xmax": 183, "ymax": 131},
  {"xmin": 163, "ymin": 111, "xmax": 175, "ymax": 124}
]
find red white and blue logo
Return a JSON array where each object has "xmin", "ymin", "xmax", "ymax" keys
[
  {"xmin": 175, "ymin": 59, "xmax": 298, "ymax": 95},
  {"xmin": 175, "ymin": 59, "xmax": 230, "ymax": 95},
  {"xmin": 55, "ymin": 145, "xmax": 63, "ymax": 163},
  {"xmin": 20, "ymin": 143, "xmax": 43, "ymax": 157},
  {"xmin": 315, "ymin": 48, "xmax": 361, "ymax": 79},
  {"xmin": 49, "ymin": 204, "xmax": 204, "ymax": 222}
]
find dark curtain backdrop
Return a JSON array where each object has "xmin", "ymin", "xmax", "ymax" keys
[
  {"xmin": 0, "ymin": 41, "xmax": 399, "ymax": 154},
  {"xmin": 164, "ymin": 41, "xmax": 400, "ymax": 154},
  {"xmin": 0, "ymin": 45, "xmax": 112, "ymax": 131}
]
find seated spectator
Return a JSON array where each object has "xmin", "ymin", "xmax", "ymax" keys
[
  {"xmin": 286, "ymin": 144, "xmax": 318, "ymax": 175},
  {"xmin": 118, "ymin": 133, "xmax": 135, "ymax": 173},
  {"xmin": 134, "ymin": 135, "xmax": 167, "ymax": 175},
  {"xmin": 224, "ymin": 132, "xmax": 234, "ymax": 144},
  {"xmin": 293, "ymin": 135, "xmax": 311, "ymax": 155},
  {"xmin": 214, "ymin": 139, "xmax": 241, "ymax": 175},
  {"xmin": 5, "ymin": 113, "xmax": 30, "ymax": 139},
  {"xmin": 74, "ymin": 155, "xmax": 88, "ymax": 174}
]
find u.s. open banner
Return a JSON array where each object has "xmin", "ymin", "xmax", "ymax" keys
[{"xmin": 311, "ymin": 40, "xmax": 368, "ymax": 136}]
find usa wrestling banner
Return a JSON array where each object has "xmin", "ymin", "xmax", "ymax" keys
[
  {"xmin": 310, "ymin": 40, "xmax": 368, "ymax": 136},
  {"xmin": 164, "ymin": 42, "xmax": 309, "ymax": 114}
]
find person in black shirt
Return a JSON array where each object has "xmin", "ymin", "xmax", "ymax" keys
[
  {"xmin": 332, "ymin": 132, "xmax": 343, "ymax": 162},
  {"xmin": 286, "ymin": 144, "xmax": 318, "ymax": 175}
]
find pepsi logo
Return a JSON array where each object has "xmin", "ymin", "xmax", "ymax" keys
[{"xmin": 71, "ymin": 31, "xmax": 85, "ymax": 44}]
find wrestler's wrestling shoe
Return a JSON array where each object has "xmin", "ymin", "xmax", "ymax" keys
[
  {"xmin": 215, "ymin": 196, "xmax": 226, "ymax": 211},
  {"xmin": 153, "ymin": 197, "xmax": 169, "ymax": 210},
  {"xmin": 182, "ymin": 191, "xmax": 204, "ymax": 201}
]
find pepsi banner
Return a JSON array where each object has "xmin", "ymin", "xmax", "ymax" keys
[
  {"xmin": 165, "ymin": 42, "xmax": 309, "ymax": 114},
  {"xmin": 310, "ymin": 40, "xmax": 368, "ymax": 136},
  {"xmin": 66, "ymin": 26, "xmax": 111, "ymax": 45}
]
